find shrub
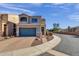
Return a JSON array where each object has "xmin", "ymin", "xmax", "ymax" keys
[{"xmin": 48, "ymin": 32, "xmax": 53, "ymax": 36}]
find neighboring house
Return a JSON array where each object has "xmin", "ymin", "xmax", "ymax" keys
[
  {"xmin": 61, "ymin": 26, "xmax": 79, "ymax": 33},
  {"xmin": 0, "ymin": 14, "xmax": 46, "ymax": 37},
  {"xmin": 0, "ymin": 14, "xmax": 19, "ymax": 37}
]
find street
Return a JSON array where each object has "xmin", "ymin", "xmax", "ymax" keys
[{"xmin": 54, "ymin": 34, "xmax": 79, "ymax": 56}]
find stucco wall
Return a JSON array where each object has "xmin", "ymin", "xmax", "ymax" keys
[
  {"xmin": 8, "ymin": 14, "xmax": 19, "ymax": 24},
  {"xmin": 8, "ymin": 22, "xmax": 14, "ymax": 36},
  {"xmin": 8, "ymin": 14, "xmax": 19, "ymax": 36}
]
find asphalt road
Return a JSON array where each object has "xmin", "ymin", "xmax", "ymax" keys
[{"xmin": 54, "ymin": 34, "xmax": 79, "ymax": 56}]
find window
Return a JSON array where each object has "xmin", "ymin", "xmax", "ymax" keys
[
  {"xmin": 32, "ymin": 18, "xmax": 38, "ymax": 23},
  {"xmin": 20, "ymin": 17, "xmax": 27, "ymax": 22}
]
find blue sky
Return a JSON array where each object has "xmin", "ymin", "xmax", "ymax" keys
[{"xmin": 0, "ymin": 3, "xmax": 79, "ymax": 29}]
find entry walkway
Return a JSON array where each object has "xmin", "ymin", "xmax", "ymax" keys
[{"xmin": 0, "ymin": 35, "xmax": 64, "ymax": 56}]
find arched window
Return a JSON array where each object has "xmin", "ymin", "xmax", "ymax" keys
[{"xmin": 20, "ymin": 17, "xmax": 27, "ymax": 22}]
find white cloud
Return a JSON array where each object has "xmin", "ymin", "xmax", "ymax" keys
[
  {"xmin": 52, "ymin": 3, "xmax": 64, "ymax": 5},
  {"xmin": 68, "ymin": 14, "xmax": 79, "ymax": 21},
  {"xmin": 31, "ymin": 3, "xmax": 63, "ymax": 7},
  {"xmin": 0, "ymin": 4, "xmax": 35, "ymax": 15},
  {"xmin": 31, "ymin": 3, "xmax": 43, "ymax": 6},
  {"xmin": 44, "ymin": 3, "xmax": 69, "ymax": 10},
  {"xmin": 0, "ymin": 10, "xmax": 21, "ymax": 14}
]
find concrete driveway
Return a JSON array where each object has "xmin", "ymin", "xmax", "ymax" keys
[{"xmin": 0, "ymin": 37, "xmax": 36, "ymax": 53}]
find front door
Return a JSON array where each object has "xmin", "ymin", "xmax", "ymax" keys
[
  {"xmin": 3, "ymin": 24, "xmax": 7, "ymax": 36},
  {"xmin": 13, "ymin": 24, "xmax": 16, "ymax": 36}
]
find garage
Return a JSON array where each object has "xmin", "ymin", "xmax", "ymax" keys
[{"xmin": 19, "ymin": 28, "xmax": 36, "ymax": 37}]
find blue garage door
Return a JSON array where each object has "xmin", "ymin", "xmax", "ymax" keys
[{"xmin": 19, "ymin": 28, "xmax": 36, "ymax": 37}]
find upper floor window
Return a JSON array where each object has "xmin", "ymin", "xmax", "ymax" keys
[
  {"xmin": 32, "ymin": 18, "xmax": 38, "ymax": 23},
  {"xmin": 20, "ymin": 17, "xmax": 27, "ymax": 22}
]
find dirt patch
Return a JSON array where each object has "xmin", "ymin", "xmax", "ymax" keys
[
  {"xmin": 31, "ymin": 36, "xmax": 53, "ymax": 46},
  {"xmin": 31, "ymin": 38, "xmax": 42, "ymax": 46}
]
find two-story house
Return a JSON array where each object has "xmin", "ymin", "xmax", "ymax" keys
[
  {"xmin": 0, "ymin": 14, "xmax": 46, "ymax": 37},
  {"xmin": 16, "ymin": 14, "xmax": 46, "ymax": 37}
]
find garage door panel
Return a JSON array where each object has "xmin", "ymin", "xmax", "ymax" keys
[{"xmin": 19, "ymin": 28, "xmax": 36, "ymax": 37}]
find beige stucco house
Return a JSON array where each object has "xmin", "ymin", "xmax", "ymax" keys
[{"xmin": 0, "ymin": 14, "xmax": 46, "ymax": 37}]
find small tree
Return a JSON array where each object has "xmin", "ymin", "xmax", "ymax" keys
[{"xmin": 52, "ymin": 23, "xmax": 60, "ymax": 32}]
